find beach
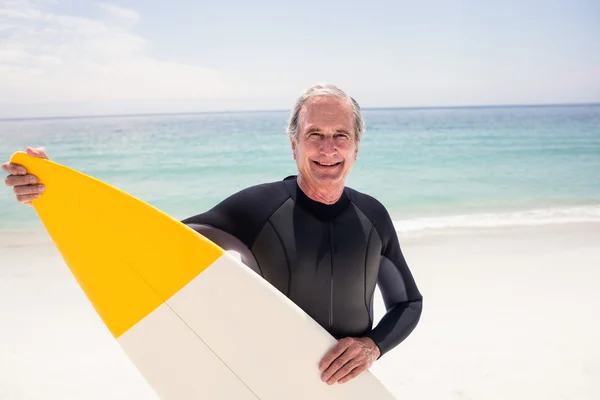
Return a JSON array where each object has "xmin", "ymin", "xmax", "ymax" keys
[
  {"xmin": 375, "ymin": 222, "xmax": 600, "ymax": 399},
  {"xmin": 1, "ymin": 221, "xmax": 599, "ymax": 399}
]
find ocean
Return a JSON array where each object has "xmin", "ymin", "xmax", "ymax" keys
[
  {"xmin": 1, "ymin": 104, "xmax": 600, "ymax": 234},
  {"xmin": 2, "ymin": 104, "xmax": 600, "ymax": 400}
]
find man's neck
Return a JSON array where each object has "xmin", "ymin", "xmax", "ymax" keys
[{"xmin": 296, "ymin": 173, "xmax": 344, "ymax": 205}]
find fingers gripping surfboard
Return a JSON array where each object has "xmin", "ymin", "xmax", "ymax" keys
[{"xmin": 11, "ymin": 152, "xmax": 397, "ymax": 400}]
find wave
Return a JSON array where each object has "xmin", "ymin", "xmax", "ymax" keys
[{"xmin": 393, "ymin": 205, "xmax": 600, "ymax": 234}]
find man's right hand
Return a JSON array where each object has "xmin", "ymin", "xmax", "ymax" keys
[{"xmin": 2, "ymin": 147, "xmax": 50, "ymax": 206}]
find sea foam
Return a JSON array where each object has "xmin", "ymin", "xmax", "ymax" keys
[{"xmin": 393, "ymin": 205, "xmax": 600, "ymax": 235}]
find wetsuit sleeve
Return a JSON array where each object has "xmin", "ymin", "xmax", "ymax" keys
[
  {"xmin": 179, "ymin": 182, "xmax": 290, "ymax": 276},
  {"xmin": 365, "ymin": 209, "xmax": 423, "ymax": 358},
  {"xmin": 179, "ymin": 200, "xmax": 260, "ymax": 274}
]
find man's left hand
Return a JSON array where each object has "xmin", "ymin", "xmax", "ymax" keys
[{"xmin": 318, "ymin": 337, "xmax": 381, "ymax": 385}]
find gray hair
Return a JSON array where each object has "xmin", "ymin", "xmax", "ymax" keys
[{"xmin": 286, "ymin": 83, "xmax": 365, "ymax": 143}]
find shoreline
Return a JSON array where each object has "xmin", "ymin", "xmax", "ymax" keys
[{"xmin": 2, "ymin": 219, "xmax": 599, "ymax": 248}]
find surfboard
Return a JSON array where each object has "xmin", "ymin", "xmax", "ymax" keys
[{"xmin": 10, "ymin": 151, "xmax": 397, "ymax": 400}]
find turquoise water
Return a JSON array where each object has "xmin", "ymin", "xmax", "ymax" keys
[{"xmin": 1, "ymin": 104, "xmax": 599, "ymax": 232}]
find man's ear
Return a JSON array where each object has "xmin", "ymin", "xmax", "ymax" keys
[{"xmin": 291, "ymin": 138, "xmax": 297, "ymax": 160}]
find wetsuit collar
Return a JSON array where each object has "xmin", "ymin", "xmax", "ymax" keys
[{"xmin": 283, "ymin": 175, "xmax": 351, "ymax": 222}]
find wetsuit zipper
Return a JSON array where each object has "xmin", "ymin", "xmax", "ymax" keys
[{"xmin": 328, "ymin": 224, "xmax": 334, "ymax": 330}]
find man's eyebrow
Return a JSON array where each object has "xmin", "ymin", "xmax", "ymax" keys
[
  {"xmin": 305, "ymin": 127, "xmax": 322, "ymax": 134},
  {"xmin": 304, "ymin": 127, "xmax": 351, "ymax": 135}
]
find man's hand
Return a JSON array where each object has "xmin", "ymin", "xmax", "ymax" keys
[
  {"xmin": 318, "ymin": 337, "xmax": 381, "ymax": 385},
  {"xmin": 2, "ymin": 147, "xmax": 49, "ymax": 206}
]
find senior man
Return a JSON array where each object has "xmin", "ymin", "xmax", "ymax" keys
[{"xmin": 3, "ymin": 83, "xmax": 423, "ymax": 385}]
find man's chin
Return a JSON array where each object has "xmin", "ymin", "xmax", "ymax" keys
[{"xmin": 312, "ymin": 174, "xmax": 345, "ymax": 186}]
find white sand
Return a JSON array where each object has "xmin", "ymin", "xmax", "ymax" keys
[{"xmin": 1, "ymin": 223, "xmax": 599, "ymax": 399}]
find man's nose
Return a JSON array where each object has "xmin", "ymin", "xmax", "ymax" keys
[{"xmin": 320, "ymin": 136, "xmax": 336, "ymax": 156}]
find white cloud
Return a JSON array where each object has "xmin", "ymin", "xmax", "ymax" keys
[
  {"xmin": 97, "ymin": 2, "xmax": 140, "ymax": 25},
  {"xmin": 1, "ymin": 1, "xmax": 596, "ymax": 118},
  {"xmin": 0, "ymin": 0, "xmax": 247, "ymax": 116}
]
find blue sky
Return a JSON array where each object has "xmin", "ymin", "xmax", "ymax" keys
[{"xmin": 0, "ymin": 0, "xmax": 598, "ymax": 117}]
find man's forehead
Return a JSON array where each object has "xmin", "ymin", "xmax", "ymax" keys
[
  {"xmin": 299, "ymin": 97, "xmax": 353, "ymax": 123},
  {"xmin": 302, "ymin": 95, "xmax": 351, "ymax": 110}
]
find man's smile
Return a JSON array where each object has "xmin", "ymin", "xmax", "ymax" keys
[{"xmin": 312, "ymin": 160, "xmax": 342, "ymax": 167}]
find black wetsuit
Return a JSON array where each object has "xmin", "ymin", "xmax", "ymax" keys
[{"xmin": 181, "ymin": 176, "xmax": 423, "ymax": 357}]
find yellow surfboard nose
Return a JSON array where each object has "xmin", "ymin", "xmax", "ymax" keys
[{"xmin": 11, "ymin": 152, "xmax": 224, "ymax": 338}]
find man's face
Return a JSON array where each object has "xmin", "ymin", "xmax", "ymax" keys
[{"xmin": 291, "ymin": 96, "xmax": 358, "ymax": 190}]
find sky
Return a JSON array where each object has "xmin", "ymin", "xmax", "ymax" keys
[{"xmin": 0, "ymin": 0, "xmax": 599, "ymax": 118}]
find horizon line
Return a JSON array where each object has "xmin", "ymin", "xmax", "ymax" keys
[{"xmin": 1, "ymin": 101, "xmax": 598, "ymax": 122}]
